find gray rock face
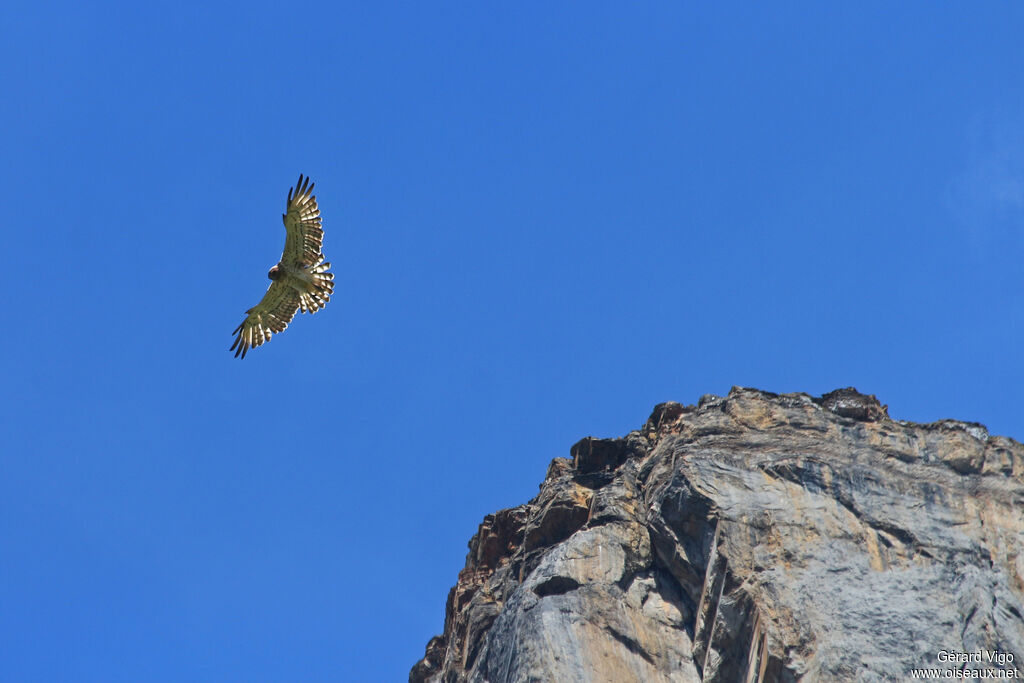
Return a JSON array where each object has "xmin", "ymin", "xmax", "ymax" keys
[{"xmin": 411, "ymin": 388, "xmax": 1024, "ymax": 682}]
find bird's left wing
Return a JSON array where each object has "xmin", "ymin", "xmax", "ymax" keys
[
  {"xmin": 282, "ymin": 174, "xmax": 324, "ymax": 267},
  {"xmin": 230, "ymin": 281, "xmax": 302, "ymax": 358}
]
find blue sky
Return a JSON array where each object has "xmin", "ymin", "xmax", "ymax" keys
[{"xmin": 2, "ymin": 2, "xmax": 1022, "ymax": 680}]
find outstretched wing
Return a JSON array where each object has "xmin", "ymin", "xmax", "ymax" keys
[
  {"xmin": 282, "ymin": 174, "xmax": 323, "ymax": 267},
  {"xmin": 230, "ymin": 281, "xmax": 302, "ymax": 359}
]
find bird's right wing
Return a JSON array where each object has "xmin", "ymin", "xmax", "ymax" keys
[
  {"xmin": 281, "ymin": 174, "xmax": 324, "ymax": 268},
  {"xmin": 230, "ymin": 281, "xmax": 302, "ymax": 358}
]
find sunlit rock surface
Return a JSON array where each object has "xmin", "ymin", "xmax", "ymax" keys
[{"xmin": 411, "ymin": 388, "xmax": 1024, "ymax": 682}]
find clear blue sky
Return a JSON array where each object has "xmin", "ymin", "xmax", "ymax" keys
[{"xmin": 2, "ymin": 2, "xmax": 1022, "ymax": 680}]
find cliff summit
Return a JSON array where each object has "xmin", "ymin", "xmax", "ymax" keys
[{"xmin": 412, "ymin": 387, "xmax": 1023, "ymax": 682}]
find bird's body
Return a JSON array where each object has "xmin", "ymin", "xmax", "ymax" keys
[{"xmin": 230, "ymin": 175, "xmax": 334, "ymax": 358}]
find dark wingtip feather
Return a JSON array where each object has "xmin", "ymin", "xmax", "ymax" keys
[{"xmin": 230, "ymin": 322, "xmax": 249, "ymax": 358}]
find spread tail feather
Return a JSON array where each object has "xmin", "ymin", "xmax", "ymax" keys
[{"xmin": 299, "ymin": 259, "xmax": 334, "ymax": 313}]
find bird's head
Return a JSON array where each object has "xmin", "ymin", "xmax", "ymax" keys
[{"xmin": 268, "ymin": 265, "xmax": 282, "ymax": 281}]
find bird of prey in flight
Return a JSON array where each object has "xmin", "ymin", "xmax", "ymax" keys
[{"xmin": 230, "ymin": 175, "xmax": 334, "ymax": 358}]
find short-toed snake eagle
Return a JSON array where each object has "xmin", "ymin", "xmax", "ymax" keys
[{"xmin": 230, "ymin": 175, "xmax": 334, "ymax": 358}]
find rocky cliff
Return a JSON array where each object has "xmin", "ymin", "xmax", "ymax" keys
[{"xmin": 411, "ymin": 388, "xmax": 1024, "ymax": 682}]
